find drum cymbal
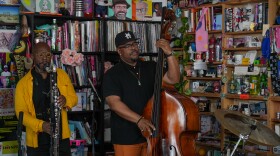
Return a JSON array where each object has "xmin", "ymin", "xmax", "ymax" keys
[{"xmin": 215, "ymin": 109, "xmax": 280, "ymax": 146}]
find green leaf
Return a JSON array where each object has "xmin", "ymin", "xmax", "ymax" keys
[
  {"xmin": 179, "ymin": 27, "xmax": 186, "ymax": 34},
  {"xmin": 181, "ymin": 17, "xmax": 188, "ymax": 24},
  {"xmin": 174, "ymin": 39, "xmax": 181, "ymax": 46}
]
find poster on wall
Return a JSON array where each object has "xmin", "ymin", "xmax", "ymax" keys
[
  {"xmin": 0, "ymin": 29, "xmax": 17, "ymax": 52},
  {"xmin": 0, "ymin": 88, "xmax": 14, "ymax": 116},
  {"xmin": 107, "ymin": 0, "xmax": 132, "ymax": 20},
  {"xmin": 0, "ymin": 6, "xmax": 19, "ymax": 24}
]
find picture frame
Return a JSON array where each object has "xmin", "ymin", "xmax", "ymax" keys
[
  {"xmin": 0, "ymin": 29, "xmax": 17, "ymax": 52},
  {"xmin": 72, "ymin": 92, "xmax": 87, "ymax": 111},
  {"xmin": 0, "ymin": 88, "xmax": 15, "ymax": 116},
  {"xmin": 35, "ymin": 0, "xmax": 55, "ymax": 13},
  {"xmin": 0, "ymin": 6, "xmax": 19, "ymax": 24}
]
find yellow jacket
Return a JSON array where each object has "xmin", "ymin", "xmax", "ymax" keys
[{"xmin": 15, "ymin": 68, "xmax": 78, "ymax": 147}]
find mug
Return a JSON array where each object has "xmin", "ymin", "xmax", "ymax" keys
[{"xmin": 234, "ymin": 54, "xmax": 243, "ymax": 65}]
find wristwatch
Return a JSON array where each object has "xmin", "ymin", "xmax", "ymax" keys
[{"xmin": 165, "ymin": 51, "xmax": 175, "ymax": 58}]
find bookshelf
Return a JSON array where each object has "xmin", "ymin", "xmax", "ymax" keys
[{"xmin": 181, "ymin": 0, "xmax": 280, "ymax": 155}]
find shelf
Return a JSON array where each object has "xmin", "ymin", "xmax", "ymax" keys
[
  {"xmin": 67, "ymin": 110, "xmax": 93, "ymax": 114},
  {"xmin": 271, "ymin": 118, "xmax": 280, "ymax": 122},
  {"xmin": 226, "ymin": 64, "xmax": 267, "ymax": 68},
  {"xmin": 191, "ymin": 92, "xmax": 221, "ymax": 98},
  {"xmin": 195, "ymin": 141, "xmax": 221, "ymax": 149},
  {"xmin": 200, "ymin": 112, "xmax": 215, "ymax": 116},
  {"xmin": 223, "ymin": 47, "xmax": 261, "ymax": 51},
  {"xmin": 225, "ymin": 94, "xmax": 268, "ymax": 101},
  {"xmin": 186, "ymin": 77, "xmax": 221, "ymax": 81},
  {"xmin": 270, "ymin": 96, "xmax": 280, "ymax": 102},
  {"xmin": 186, "ymin": 62, "xmax": 223, "ymax": 65},
  {"xmin": 186, "ymin": 30, "xmax": 222, "ymax": 34},
  {"xmin": 224, "ymin": 0, "xmax": 268, "ymax": 5},
  {"xmin": 224, "ymin": 30, "xmax": 262, "ymax": 35}
]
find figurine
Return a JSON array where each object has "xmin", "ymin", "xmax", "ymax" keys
[
  {"xmin": 95, "ymin": 0, "xmax": 111, "ymax": 18},
  {"xmin": 1, "ymin": 65, "xmax": 11, "ymax": 77}
]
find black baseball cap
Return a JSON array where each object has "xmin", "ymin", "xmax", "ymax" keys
[{"xmin": 115, "ymin": 31, "xmax": 138, "ymax": 47}]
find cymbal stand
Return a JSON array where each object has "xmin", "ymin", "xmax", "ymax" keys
[
  {"xmin": 230, "ymin": 122, "xmax": 257, "ymax": 156},
  {"xmin": 230, "ymin": 134, "xmax": 248, "ymax": 156}
]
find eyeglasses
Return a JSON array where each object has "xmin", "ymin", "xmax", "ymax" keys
[
  {"xmin": 36, "ymin": 52, "xmax": 52, "ymax": 59},
  {"xmin": 136, "ymin": 8, "xmax": 147, "ymax": 13},
  {"xmin": 119, "ymin": 42, "xmax": 139, "ymax": 49}
]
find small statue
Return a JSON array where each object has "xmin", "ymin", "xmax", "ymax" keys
[{"xmin": 95, "ymin": 0, "xmax": 111, "ymax": 18}]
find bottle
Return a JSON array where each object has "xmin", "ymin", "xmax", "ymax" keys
[
  {"xmin": 250, "ymin": 75, "xmax": 259, "ymax": 95},
  {"xmin": 84, "ymin": 0, "xmax": 93, "ymax": 18},
  {"xmin": 260, "ymin": 68, "xmax": 268, "ymax": 96},
  {"xmin": 51, "ymin": 19, "xmax": 58, "ymax": 52},
  {"xmin": 228, "ymin": 71, "xmax": 237, "ymax": 94},
  {"xmin": 242, "ymin": 76, "xmax": 250, "ymax": 94},
  {"xmin": 215, "ymin": 38, "xmax": 221, "ymax": 62},
  {"xmin": 208, "ymin": 35, "xmax": 216, "ymax": 63}
]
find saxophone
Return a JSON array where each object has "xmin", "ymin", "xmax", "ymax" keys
[{"xmin": 47, "ymin": 64, "xmax": 61, "ymax": 156}]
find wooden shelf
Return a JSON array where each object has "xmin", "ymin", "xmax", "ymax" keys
[
  {"xmin": 225, "ymin": 94, "xmax": 268, "ymax": 101},
  {"xmin": 271, "ymin": 118, "xmax": 280, "ymax": 122},
  {"xmin": 223, "ymin": 47, "xmax": 261, "ymax": 51},
  {"xmin": 191, "ymin": 92, "xmax": 221, "ymax": 98},
  {"xmin": 224, "ymin": 0, "xmax": 268, "ymax": 5},
  {"xmin": 226, "ymin": 64, "xmax": 267, "ymax": 68},
  {"xmin": 186, "ymin": 62, "xmax": 223, "ymax": 65},
  {"xmin": 186, "ymin": 77, "xmax": 221, "ymax": 81},
  {"xmin": 195, "ymin": 141, "xmax": 221, "ymax": 149},
  {"xmin": 270, "ymin": 96, "xmax": 280, "ymax": 102},
  {"xmin": 224, "ymin": 30, "xmax": 262, "ymax": 35},
  {"xmin": 200, "ymin": 112, "xmax": 215, "ymax": 116}
]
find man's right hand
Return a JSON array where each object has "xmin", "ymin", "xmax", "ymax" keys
[{"xmin": 42, "ymin": 122, "xmax": 51, "ymax": 135}]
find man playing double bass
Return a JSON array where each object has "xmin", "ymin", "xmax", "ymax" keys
[{"xmin": 103, "ymin": 31, "xmax": 180, "ymax": 156}]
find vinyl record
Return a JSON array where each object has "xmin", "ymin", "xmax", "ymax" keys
[{"xmin": 21, "ymin": 0, "xmax": 35, "ymax": 12}]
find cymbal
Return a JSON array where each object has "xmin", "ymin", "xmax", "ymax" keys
[{"xmin": 215, "ymin": 109, "xmax": 280, "ymax": 146}]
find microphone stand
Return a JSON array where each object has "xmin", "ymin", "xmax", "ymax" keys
[
  {"xmin": 17, "ymin": 111, "xmax": 24, "ymax": 156},
  {"xmin": 88, "ymin": 78, "xmax": 102, "ymax": 156}
]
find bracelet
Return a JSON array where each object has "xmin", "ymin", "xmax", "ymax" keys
[
  {"xmin": 165, "ymin": 51, "xmax": 174, "ymax": 58},
  {"xmin": 136, "ymin": 116, "xmax": 144, "ymax": 125}
]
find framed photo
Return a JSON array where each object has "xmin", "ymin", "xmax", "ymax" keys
[
  {"xmin": 0, "ymin": 29, "xmax": 17, "ymax": 52},
  {"xmin": 72, "ymin": 92, "xmax": 87, "ymax": 111},
  {"xmin": 0, "ymin": 88, "xmax": 15, "ymax": 116},
  {"xmin": 0, "ymin": 0, "xmax": 20, "ymax": 5},
  {"xmin": 0, "ymin": 6, "xmax": 19, "ymax": 24},
  {"xmin": 35, "ymin": 0, "xmax": 55, "ymax": 13}
]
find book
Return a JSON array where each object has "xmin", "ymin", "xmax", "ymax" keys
[
  {"xmin": 0, "ymin": 88, "xmax": 15, "ymax": 116},
  {"xmin": 72, "ymin": 92, "xmax": 87, "ymax": 111},
  {"xmin": 69, "ymin": 120, "xmax": 92, "ymax": 144}
]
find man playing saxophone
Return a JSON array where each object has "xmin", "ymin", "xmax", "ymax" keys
[{"xmin": 15, "ymin": 42, "xmax": 78, "ymax": 156}]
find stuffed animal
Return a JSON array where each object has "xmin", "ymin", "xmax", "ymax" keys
[{"xmin": 95, "ymin": 0, "xmax": 112, "ymax": 18}]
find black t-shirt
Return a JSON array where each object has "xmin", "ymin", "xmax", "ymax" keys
[{"xmin": 103, "ymin": 60, "xmax": 156, "ymax": 144}]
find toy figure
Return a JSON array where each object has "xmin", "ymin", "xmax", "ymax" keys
[
  {"xmin": 213, "ymin": 81, "xmax": 220, "ymax": 93},
  {"xmin": 1, "ymin": 65, "xmax": 11, "ymax": 77},
  {"xmin": 95, "ymin": 0, "xmax": 111, "ymax": 18}
]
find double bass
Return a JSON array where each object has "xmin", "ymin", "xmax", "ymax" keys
[{"xmin": 142, "ymin": 6, "xmax": 200, "ymax": 156}]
